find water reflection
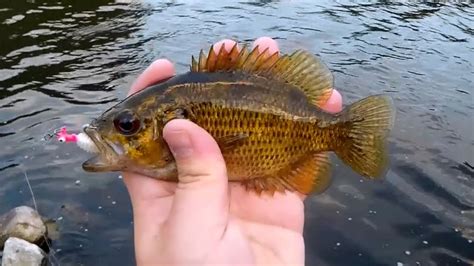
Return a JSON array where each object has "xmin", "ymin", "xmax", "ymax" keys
[{"xmin": 0, "ymin": 1, "xmax": 473, "ymax": 265}]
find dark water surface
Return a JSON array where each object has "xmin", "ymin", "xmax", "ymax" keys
[{"xmin": 0, "ymin": 0, "xmax": 473, "ymax": 265}]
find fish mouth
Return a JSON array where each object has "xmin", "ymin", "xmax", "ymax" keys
[{"xmin": 82, "ymin": 124, "xmax": 123, "ymax": 172}]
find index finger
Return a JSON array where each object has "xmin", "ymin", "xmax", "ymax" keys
[
  {"xmin": 128, "ymin": 59, "xmax": 176, "ymax": 96},
  {"xmin": 212, "ymin": 36, "xmax": 280, "ymax": 56}
]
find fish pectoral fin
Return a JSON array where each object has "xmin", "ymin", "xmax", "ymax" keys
[
  {"xmin": 164, "ymin": 106, "xmax": 196, "ymax": 123},
  {"xmin": 241, "ymin": 152, "xmax": 332, "ymax": 195},
  {"xmin": 215, "ymin": 133, "xmax": 249, "ymax": 152}
]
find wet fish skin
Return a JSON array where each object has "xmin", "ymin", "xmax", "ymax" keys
[{"xmin": 82, "ymin": 44, "xmax": 395, "ymax": 195}]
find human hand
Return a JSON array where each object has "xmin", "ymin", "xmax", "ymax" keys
[{"xmin": 123, "ymin": 37, "xmax": 343, "ymax": 265}]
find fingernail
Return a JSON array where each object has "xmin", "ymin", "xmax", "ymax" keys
[
  {"xmin": 253, "ymin": 36, "xmax": 279, "ymax": 55},
  {"xmin": 167, "ymin": 129, "xmax": 193, "ymax": 159},
  {"xmin": 323, "ymin": 89, "xmax": 343, "ymax": 114}
]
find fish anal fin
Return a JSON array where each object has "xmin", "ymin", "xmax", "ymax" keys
[
  {"xmin": 282, "ymin": 152, "xmax": 332, "ymax": 195},
  {"xmin": 241, "ymin": 152, "xmax": 332, "ymax": 195}
]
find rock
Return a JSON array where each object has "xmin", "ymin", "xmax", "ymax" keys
[
  {"xmin": 0, "ymin": 206, "xmax": 46, "ymax": 248},
  {"xmin": 1, "ymin": 237, "xmax": 46, "ymax": 266},
  {"xmin": 43, "ymin": 220, "xmax": 59, "ymax": 241}
]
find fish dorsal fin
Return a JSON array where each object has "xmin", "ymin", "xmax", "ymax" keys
[
  {"xmin": 266, "ymin": 50, "xmax": 334, "ymax": 106},
  {"xmin": 190, "ymin": 43, "xmax": 334, "ymax": 107}
]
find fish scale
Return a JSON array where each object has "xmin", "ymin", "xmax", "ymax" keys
[{"xmin": 190, "ymin": 102, "xmax": 307, "ymax": 179}]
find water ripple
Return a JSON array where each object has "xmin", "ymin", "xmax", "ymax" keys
[{"xmin": 0, "ymin": 1, "xmax": 473, "ymax": 265}]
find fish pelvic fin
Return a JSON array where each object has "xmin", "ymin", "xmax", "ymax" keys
[
  {"xmin": 335, "ymin": 95, "xmax": 395, "ymax": 179},
  {"xmin": 242, "ymin": 152, "xmax": 332, "ymax": 195},
  {"xmin": 190, "ymin": 43, "xmax": 333, "ymax": 107}
]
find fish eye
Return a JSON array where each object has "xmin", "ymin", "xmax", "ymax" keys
[{"xmin": 113, "ymin": 110, "xmax": 141, "ymax": 136}]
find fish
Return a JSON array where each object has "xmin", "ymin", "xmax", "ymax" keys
[{"xmin": 81, "ymin": 43, "xmax": 395, "ymax": 195}]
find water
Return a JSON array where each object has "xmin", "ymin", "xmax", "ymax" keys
[{"xmin": 0, "ymin": 0, "xmax": 473, "ymax": 265}]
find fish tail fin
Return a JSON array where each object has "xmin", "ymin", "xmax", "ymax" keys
[{"xmin": 334, "ymin": 95, "xmax": 395, "ymax": 179}]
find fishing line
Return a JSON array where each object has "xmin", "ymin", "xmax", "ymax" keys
[
  {"xmin": 21, "ymin": 166, "xmax": 61, "ymax": 266},
  {"xmin": 23, "ymin": 171, "xmax": 38, "ymax": 213}
]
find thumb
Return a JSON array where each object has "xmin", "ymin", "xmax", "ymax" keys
[{"xmin": 163, "ymin": 119, "xmax": 229, "ymax": 240}]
